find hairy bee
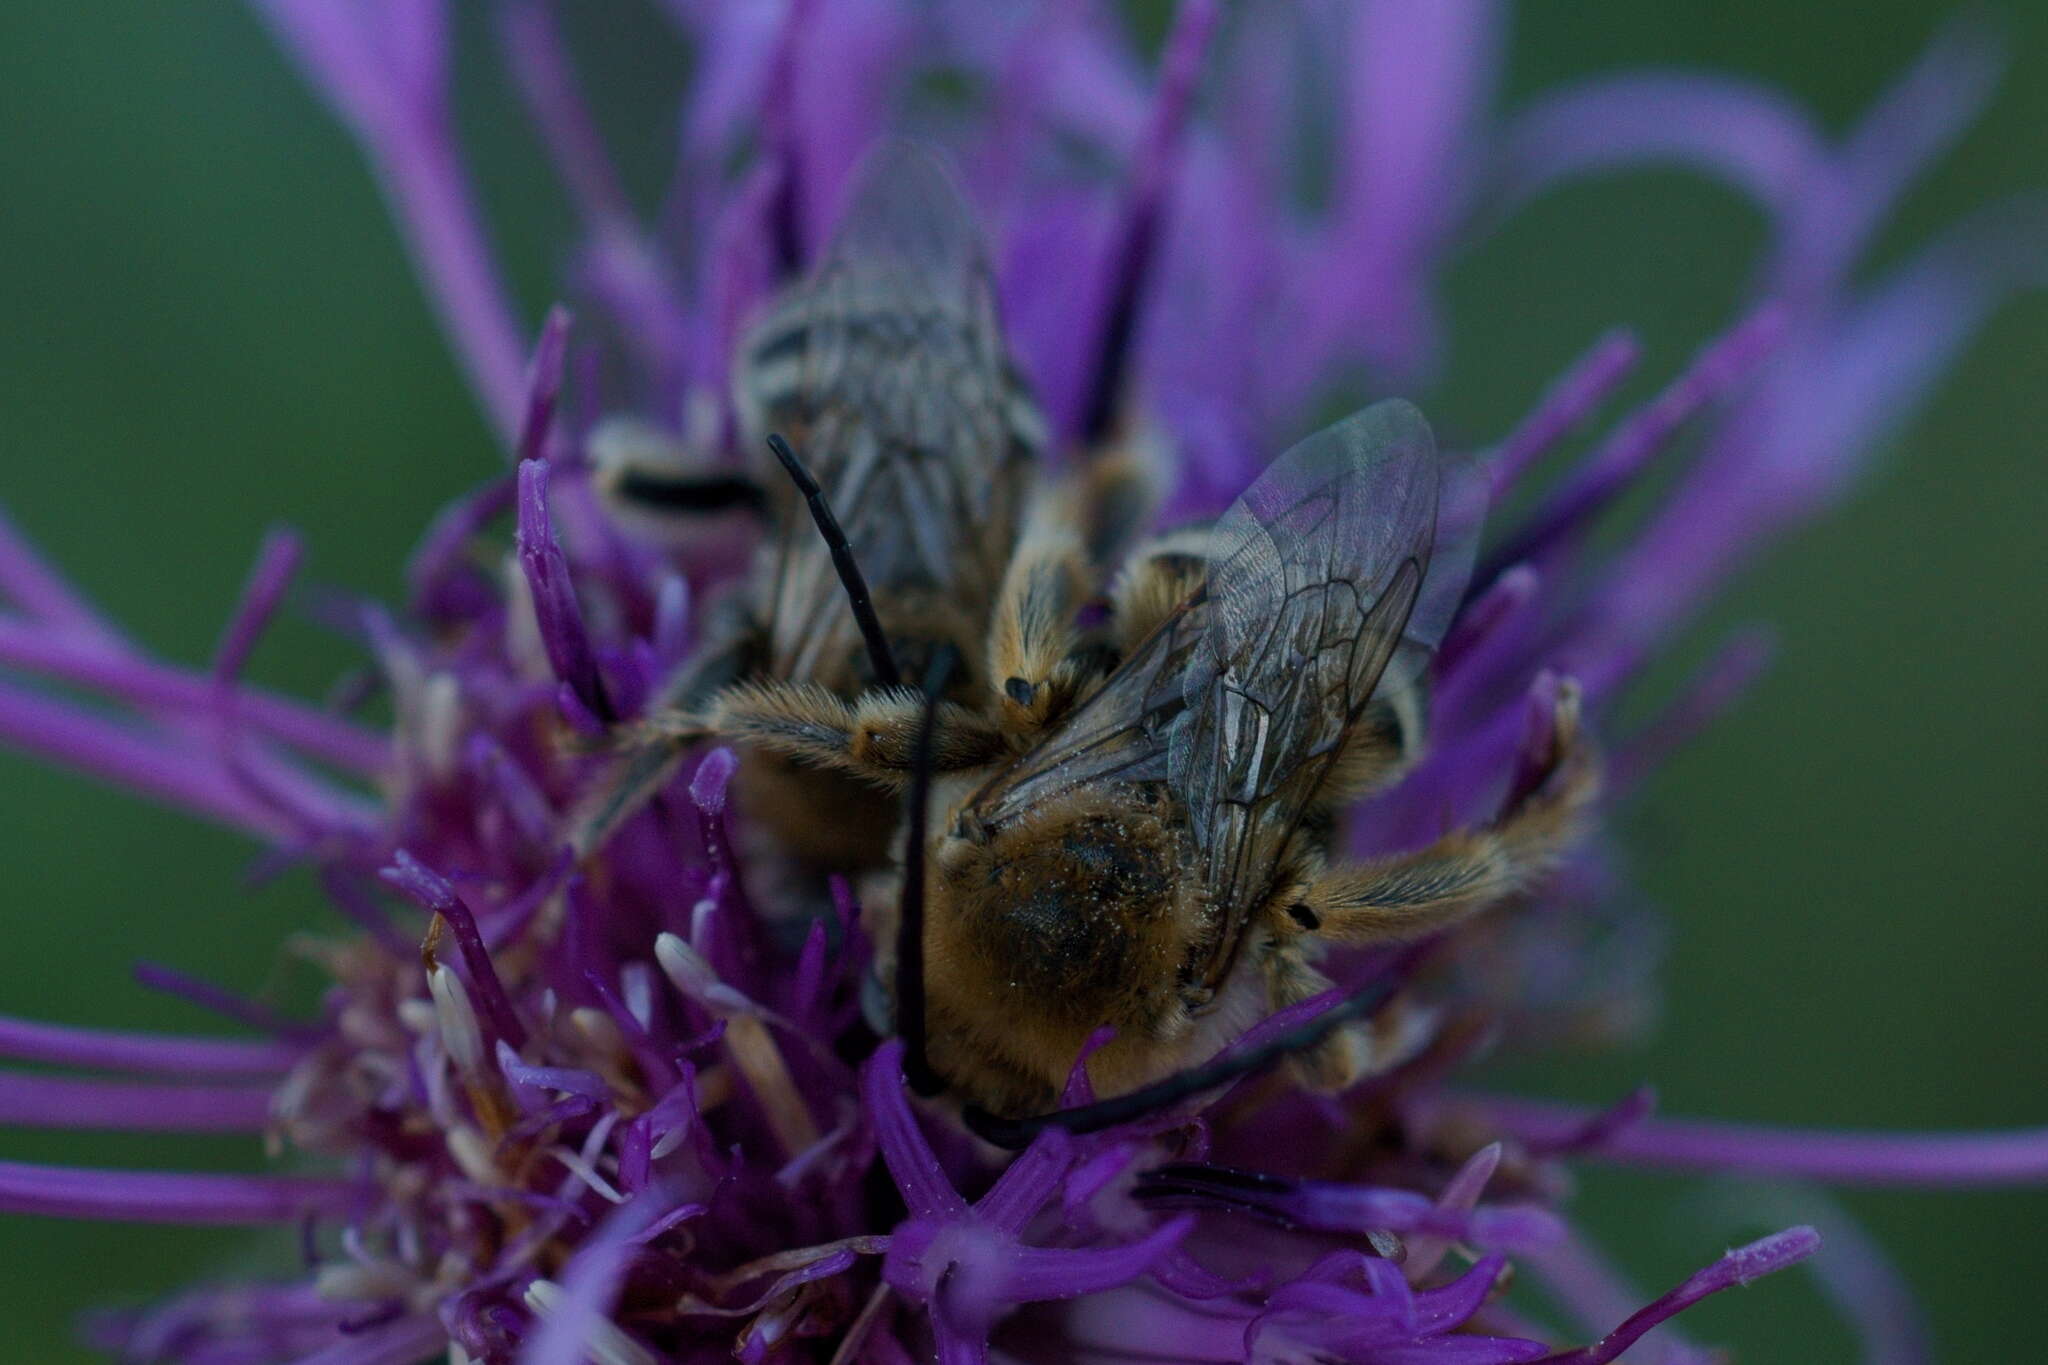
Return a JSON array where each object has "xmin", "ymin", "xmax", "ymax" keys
[
  {"xmin": 863, "ymin": 400, "xmax": 1600, "ymax": 1124},
  {"xmin": 578, "ymin": 145, "xmax": 1151, "ymax": 868}
]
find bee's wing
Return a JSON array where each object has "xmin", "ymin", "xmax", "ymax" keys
[
  {"xmin": 967, "ymin": 401, "xmax": 1463, "ymax": 981},
  {"xmin": 963, "ymin": 589, "xmax": 1203, "ymax": 823},
  {"xmin": 1169, "ymin": 402, "xmax": 1448, "ymax": 987},
  {"xmin": 735, "ymin": 142, "xmax": 1043, "ymax": 683}
]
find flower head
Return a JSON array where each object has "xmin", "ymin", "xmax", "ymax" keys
[{"xmin": 2, "ymin": 4, "xmax": 2044, "ymax": 1363}]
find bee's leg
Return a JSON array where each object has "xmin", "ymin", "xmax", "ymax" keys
[
  {"xmin": 1314, "ymin": 683, "xmax": 1431, "ymax": 808},
  {"xmin": 987, "ymin": 435, "xmax": 1161, "ymax": 740},
  {"xmin": 1282, "ymin": 686, "xmax": 1598, "ymax": 946},
  {"xmin": 568, "ymin": 601, "xmax": 759, "ymax": 855},
  {"xmin": 569, "ymin": 733, "xmax": 705, "ymax": 855},
  {"xmin": 1260, "ymin": 946, "xmax": 1437, "ymax": 1093},
  {"xmin": 988, "ymin": 490, "xmax": 1091, "ymax": 740},
  {"xmin": 1106, "ymin": 526, "xmax": 1214, "ymax": 652},
  {"xmin": 1067, "ymin": 430, "xmax": 1164, "ymax": 572},
  {"xmin": 704, "ymin": 682, "xmax": 1008, "ymax": 790},
  {"xmin": 1260, "ymin": 948, "xmax": 1373, "ymax": 1091},
  {"xmin": 642, "ymin": 589, "xmax": 761, "ymax": 712}
]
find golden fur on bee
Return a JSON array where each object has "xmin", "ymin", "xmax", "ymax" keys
[
  {"xmin": 572, "ymin": 144, "xmax": 1162, "ymax": 881},
  {"xmin": 858, "ymin": 402, "xmax": 1602, "ymax": 1121}
]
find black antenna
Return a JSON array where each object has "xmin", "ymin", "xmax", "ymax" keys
[
  {"xmin": 961, "ymin": 969, "xmax": 1407, "ymax": 1149},
  {"xmin": 766, "ymin": 433, "xmax": 901, "ymax": 689},
  {"xmin": 896, "ymin": 643, "xmax": 958, "ymax": 1098}
]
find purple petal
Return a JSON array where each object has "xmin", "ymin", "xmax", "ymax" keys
[
  {"xmin": 0, "ymin": 1072, "xmax": 274, "ymax": 1132},
  {"xmin": 1612, "ymin": 630, "xmax": 1775, "ymax": 792},
  {"xmin": 1588, "ymin": 199, "xmax": 2046, "ymax": 661},
  {"xmin": 1437, "ymin": 564, "xmax": 1540, "ymax": 678},
  {"xmin": 1070, "ymin": 0, "xmax": 1219, "ymax": 444},
  {"xmin": 1411, "ymin": 1253, "xmax": 1510, "ymax": 1333},
  {"xmin": 1753, "ymin": 1193, "xmax": 1933, "ymax": 1365},
  {"xmin": 1474, "ymin": 1093, "xmax": 2048, "ymax": 1185},
  {"xmin": 206, "ymin": 529, "xmax": 303, "ymax": 699},
  {"xmin": 1480, "ymin": 303, "xmax": 1786, "ymax": 587},
  {"xmin": 133, "ymin": 962, "xmax": 313, "ymax": 1040},
  {"xmin": 516, "ymin": 458, "xmax": 615, "ymax": 724},
  {"xmin": 1487, "ymin": 328, "xmax": 1642, "ymax": 499},
  {"xmin": 0, "ymin": 677, "xmax": 298, "ymax": 837},
  {"xmin": 969, "ymin": 0, "xmax": 1149, "ymax": 151},
  {"xmin": 0, "ymin": 502, "xmax": 125, "ymax": 645},
  {"xmin": 519, "ymin": 1185, "xmax": 684, "ymax": 1365},
  {"xmin": 997, "ymin": 187, "xmax": 1115, "ymax": 448},
  {"xmin": 995, "ymin": 1214, "xmax": 1193, "ymax": 1301},
  {"xmin": 1539, "ymin": 1228, "xmax": 1819, "ymax": 1365},
  {"xmin": 785, "ymin": 0, "xmax": 919, "ymax": 256},
  {"xmin": 0, "ymin": 616, "xmax": 387, "ymax": 774},
  {"xmin": 496, "ymin": 0, "xmax": 632, "ymax": 230},
  {"xmin": 287, "ymin": 1315, "xmax": 446, "ymax": 1365},
  {"xmin": 406, "ymin": 471, "xmax": 516, "ymax": 619},
  {"xmin": 0, "ymin": 1161, "xmax": 353, "ymax": 1224},
  {"xmin": 1375, "ymin": 1343, "xmax": 1550, "ymax": 1365},
  {"xmin": 1140, "ymin": 140, "xmax": 1288, "ymax": 517},
  {"xmin": 689, "ymin": 746, "xmax": 738, "ymax": 815},
  {"xmin": 1771, "ymin": 17, "xmax": 2004, "ymax": 302},
  {"xmin": 976, "ymin": 1128, "xmax": 1073, "ymax": 1235},
  {"xmin": 1319, "ymin": 0, "xmax": 1505, "ymax": 375},
  {"xmin": 252, "ymin": 0, "xmax": 527, "ymax": 437},
  {"xmin": 1138, "ymin": 1163, "xmax": 1562, "ymax": 1257},
  {"xmin": 1406, "ymin": 1143, "xmax": 1500, "ymax": 1279},
  {"xmin": 467, "ymin": 733, "xmax": 558, "ymax": 851},
  {"xmin": 1063, "ymin": 1285, "xmax": 1252, "ymax": 1361},
  {"xmin": 517, "ymin": 305, "xmax": 573, "ymax": 466},
  {"xmin": 0, "ymin": 1013, "xmax": 299, "ymax": 1076},
  {"xmin": 1521, "ymin": 1087, "xmax": 1660, "ymax": 1158},
  {"xmin": 1494, "ymin": 73, "xmax": 1823, "ymax": 224},
  {"xmin": 862, "ymin": 1040, "xmax": 968, "ymax": 1220},
  {"xmin": 495, "ymin": 1043, "xmax": 609, "ymax": 1103},
  {"xmin": 671, "ymin": 0, "xmax": 788, "ymax": 166},
  {"xmin": 381, "ymin": 850, "xmax": 529, "ymax": 1048},
  {"xmin": 1518, "ymin": 1232, "xmax": 1706, "ymax": 1365}
]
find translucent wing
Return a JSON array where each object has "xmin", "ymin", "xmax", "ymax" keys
[
  {"xmin": 965, "ymin": 401, "xmax": 1462, "ymax": 987},
  {"xmin": 1169, "ymin": 402, "xmax": 1442, "ymax": 985},
  {"xmin": 734, "ymin": 142, "xmax": 1044, "ymax": 684}
]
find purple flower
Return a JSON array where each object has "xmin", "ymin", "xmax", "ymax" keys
[{"xmin": 2, "ymin": 3, "xmax": 2044, "ymax": 1363}]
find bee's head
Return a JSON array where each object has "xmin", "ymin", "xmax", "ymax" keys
[{"xmin": 910, "ymin": 790, "xmax": 1206, "ymax": 1114}]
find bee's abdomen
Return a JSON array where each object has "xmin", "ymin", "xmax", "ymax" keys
[{"xmin": 973, "ymin": 813, "xmax": 1193, "ymax": 1033}]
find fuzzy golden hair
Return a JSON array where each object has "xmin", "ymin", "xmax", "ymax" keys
[{"xmin": 917, "ymin": 787, "xmax": 1213, "ymax": 1115}]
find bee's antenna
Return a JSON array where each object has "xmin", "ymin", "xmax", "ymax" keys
[
  {"xmin": 766, "ymin": 433, "xmax": 901, "ymax": 689},
  {"xmin": 896, "ymin": 642, "xmax": 957, "ymax": 1097},
  {"xmin": 960, "ymin": 965, "xmax": 1409, "ymax": 1149}
]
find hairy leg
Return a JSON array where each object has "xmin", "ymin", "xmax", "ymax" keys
[
  {"xmin": 1065, "ymin": 431, "xmax": 1163, "ymax": 573},
  {"xmin": 1256, "ymin": 945, "xmax": 1441, "ymax": 1094},
  {"xmin": 704, "ymin": 680, "xmax": 1008, "ymax": 790},
  {"xmin": 567, "ymin": 599, "xmax": 758, "ymax": 854},
  {"xmin": 987, "ymin": 489, "xmax": 1090, "ymax": 739},
  {"xmin": 1284, "ymin": 683, "xmax": 1598, "ymax": 946},
  {"xmin": 1107, "ymin": 526, "xmax": 1214, "ymax": 651}
]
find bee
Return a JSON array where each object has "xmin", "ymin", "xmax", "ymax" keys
[
  {"xmin": 577, "ymin": 143, "xmax": 1151, "ymax": 872},
  {"xmin": 859, "ymin": 399, "xmax": 1601, "ymax": 1128}
]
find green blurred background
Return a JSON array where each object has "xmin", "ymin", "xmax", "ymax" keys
[{"xmin": 0, "ymin": 3, "xmax": 2041, "ymax": 1360}]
